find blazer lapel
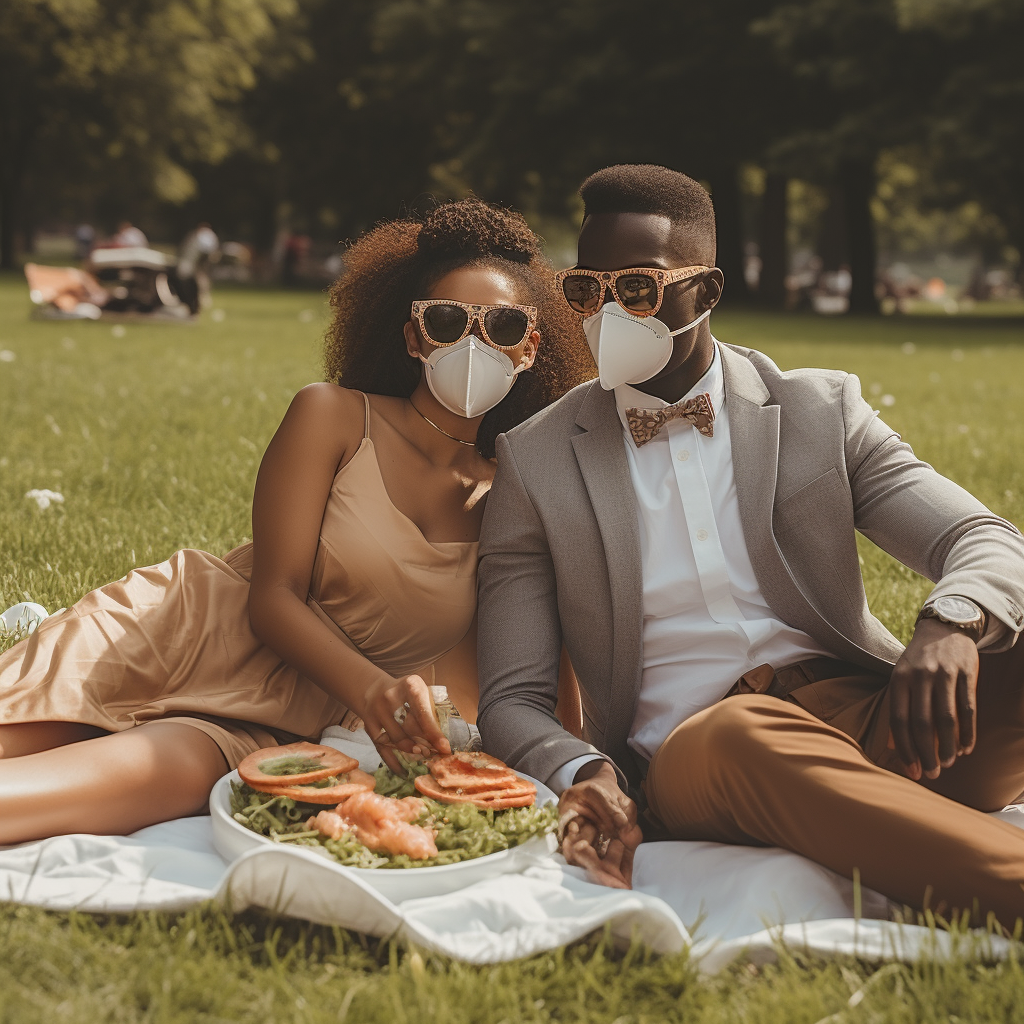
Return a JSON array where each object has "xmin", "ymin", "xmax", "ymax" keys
[
  {"xmin": 721, "ymin": 345, "xmax": 885, "ymax": 665},
  {"xmin": 721, "ymin": 346, "xmax": 788, "ymax": 605},
  {"xmin": 570, "ymin": 384, "xmax": 644, "ymax": 748}
]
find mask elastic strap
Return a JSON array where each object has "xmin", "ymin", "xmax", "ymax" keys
[{"xmin": 667, "ymin": 307, "xmax": 712, "ymax": 338}]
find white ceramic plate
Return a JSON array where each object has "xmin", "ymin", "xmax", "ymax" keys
[{"xmin": 210, "ymin": 769, "xmax": 558, "ymax": 902}]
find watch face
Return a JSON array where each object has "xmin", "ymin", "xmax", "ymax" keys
[{"xmin": 933, "ymin": 596, "xmax": 982, "ymax": 624}]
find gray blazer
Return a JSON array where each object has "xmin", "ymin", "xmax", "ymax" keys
[{"xmin": 476, "ymin": 343, "xmax": 1024, "ymax": 789}]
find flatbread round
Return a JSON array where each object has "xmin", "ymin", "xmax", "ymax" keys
[
  {"xmin": 256, "ymin": 769, "xmax": 377, "ymax": 804},
  {"xmin": 238, "ymin": 742, "xmax": 359, "ymax": 788},
  {"xmin": 427, "ymin": 751, "xmax": 519, "ymax": 792},
  {"xmin": 414, "ymin": 772, "xmax": 536, "ymax": 809}
]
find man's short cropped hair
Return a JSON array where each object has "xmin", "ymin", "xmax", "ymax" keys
[{"xmin": 579, "ymin": 164, "xmax": 716, "ymax": 265}]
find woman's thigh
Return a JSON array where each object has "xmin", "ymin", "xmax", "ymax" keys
[
  {"xmin": 0, "ymin": 721, "xmax": 228, "ymax": 844},
  {"xmin": 0, "ymin": 721, "xmax": 108, "ymax": 758}
]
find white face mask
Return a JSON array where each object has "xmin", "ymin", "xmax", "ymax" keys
[
  {"xmin": 419, "ymin": 335, "xmax": 527, "ymax": 418},
  {"xmin": 583, "ymin": 301, "xmax": 712, "ymax": 390}
]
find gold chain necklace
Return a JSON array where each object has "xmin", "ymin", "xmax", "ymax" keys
[{"xmin": 409, "ymin": 400, "xmax": 476, "ymax": 446}]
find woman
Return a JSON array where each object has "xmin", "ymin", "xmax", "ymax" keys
[{"xmin": 0, "ymin": 199, "xmax": 591, "ymax": 843}]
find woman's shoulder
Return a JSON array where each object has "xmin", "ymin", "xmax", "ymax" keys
[
  {"xmin": 273, "ymin": 384, "xmax": 369, "ymax": 465},
  {"xmin": 284, "ymin": 383, "xmax": 367, "ymax": 431}
]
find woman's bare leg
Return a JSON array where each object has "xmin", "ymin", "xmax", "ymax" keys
[
  {"xmin": 0, "ymin": 722, "xmax": 108, "ymax": 759},
  {"xmin": 0, "ymin": 721, "xmax": 228, "ymax": 843}
]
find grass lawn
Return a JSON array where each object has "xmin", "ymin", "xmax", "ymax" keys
[{"xmin": 1, "ymin": 273, "xmax": 1024, "ymax": 1021}]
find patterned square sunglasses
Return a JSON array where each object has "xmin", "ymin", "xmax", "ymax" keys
[
  {"xmin": 411, "ymin": 299, "xmax": 538, "ymax": 350},
  {"xmin": 554, "ymin": 265, "xmax": 711, "ymax": 318}
]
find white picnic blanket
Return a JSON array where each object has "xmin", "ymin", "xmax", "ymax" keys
[{"xmin": 1, "ymin": 722, "xmax": 1020, "ymax": 971}]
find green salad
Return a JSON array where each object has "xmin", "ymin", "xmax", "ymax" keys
[{"xmin": 228, "ymin": 761, "xmax": 557, "ymax": 870}]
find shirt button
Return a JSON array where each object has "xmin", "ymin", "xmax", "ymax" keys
[
  {"xmin": 696, "ymin": 528, "xmax": 709, "ymax": 542},
  {"xmin": 676, "ymin": 449, "xmax": 690, "ymax": 462}
]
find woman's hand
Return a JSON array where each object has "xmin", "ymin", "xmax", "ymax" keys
[{"xmin": 360, "ymin": 673, "xmax": 452, "ymax": 774}]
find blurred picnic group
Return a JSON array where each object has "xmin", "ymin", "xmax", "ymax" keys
[{"xmin": 27, "ymin": 221, "xmax": 234, "ymax": 321}]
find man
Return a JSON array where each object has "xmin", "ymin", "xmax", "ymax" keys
[{"xmin": 476, "ymin": 164, "xmax": 1024, "ymax": 923}]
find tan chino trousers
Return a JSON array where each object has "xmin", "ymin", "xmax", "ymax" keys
[{"xmin": 644, "ymin": 641, "xmax": 1024, "ymax": 928}]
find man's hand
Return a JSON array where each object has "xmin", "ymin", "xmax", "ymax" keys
[
  {"xmin": 558, "ymin": 761, "xmax": 643, "ymax": 888},
  {"xmin": 890, "ymin": 616, "xmax": 980, "ymax": 781}
]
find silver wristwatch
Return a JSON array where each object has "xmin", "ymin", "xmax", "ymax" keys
[{"xmin": 917, "ymin": 596, "xmax": 987, "ymax": 643}]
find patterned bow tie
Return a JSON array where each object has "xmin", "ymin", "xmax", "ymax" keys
[{"xmin": 625, "ymin": 392, "xmax": 715, "ymax": 447}]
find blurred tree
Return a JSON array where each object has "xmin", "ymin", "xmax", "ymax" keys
[
  {"xmin": 753, "ymin": 0, "xmax": 948, "ymax": 313},
  {"xmin": 0, "ymin": 0, "xmax": 299, "ymax": 267},
  {"xmin": 899, "ymin": 0, "xmax": 1024, "ymax": 268},
  {"xmin": 344, "ymin": 0, "xmax": 795, "ymax": 305}
]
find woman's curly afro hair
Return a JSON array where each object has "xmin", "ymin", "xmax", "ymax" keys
[{"xmin": 323, "ymin": 198, "xmax": 592, "ymax": 458}]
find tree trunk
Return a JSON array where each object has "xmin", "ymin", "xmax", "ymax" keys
[
  {"xmin": 840, "ymin": 157, "xmax": 879, "ymax": 315},
  {"xmin": 757, "ymin": 172, "xmax": 787, "ymax": 308},
  {"xmin": 0, "ymin": 162, "xmax": 18, "ymax": 270},
  {"xmin": 817, "ymin": 185, "xmax": 847, "ymax": 273},
  {"xmin": 708, "ymin": 165, "xmax": 750, "ymax": 306}
]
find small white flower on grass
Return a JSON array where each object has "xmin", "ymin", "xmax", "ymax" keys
[
  {"xmin": 222, "ymin": 395, "xmax": 231, "ymax": 406},
  {"xmin": 298, "ymin": 309, "xmax": 315, "ymax": 323},
  {"xmin": 256, "ymin": 390, "xmax": 267, "ymax": 402},
  {"xmin": 901, "ymin": 342, "xmax": 916, "ymax": 354},
  {"xmin": 928, "ymin": 372, "xmax": 941, "ymax": 383},
  {"xmin": 0, "ymin": 350, "xmax": 15, "ymax": 362},
  {"xmin": 951, "ymin": 348, "xmax": 964, "ymax": 361},
  {"xmin": 958, "ymin": 424, "xmax": 969, "ymax": 434},
  {"xmin": 1007, "ymin": 490, "xmax": 1015, "ymax": 500},
  {"xmin": 25, "ymin": 488, "xmax": 64, "ymax": 510},
  {"xmin": 112, "ymin": 325, "xmax": 126, "ymax": 338},
  {"xmin": 972, "ymin": 448, "xmax": 984, "ymax": 458},
  {"xmin": 211, "ymin": 308, "xmax": 226, "ymax": 323},
  {"xmin": 881, "ymin": 394, "xmax": 896, "ymax": 407},
  {"xmin": 45, "ymin": 414, "xmax": 61, "ymax": 435},
  {"xmin": 869, "ymin": 382, "xmax": 882, "ymax": 396},
  {"xmin": 0, "ymin": 602, "xmax": 49, "ymax": 635},
  {"xmin": 61, "ymin": 337, "xmax": 76, "ymax": 350}
]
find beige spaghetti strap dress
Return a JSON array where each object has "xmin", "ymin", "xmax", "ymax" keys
[{"xmin": 0, "ymin": 394, "xmax": 479, "ymax": 766}]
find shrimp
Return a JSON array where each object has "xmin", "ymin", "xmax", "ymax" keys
[
  {"xmin": 307, "ymin": 809, "xmax": 348, "ymax": 840},
  {"xmin": 336, "ymin": 791, "xmax": 438, "ymax": 860}
]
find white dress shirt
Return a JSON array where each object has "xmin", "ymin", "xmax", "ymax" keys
[{"xmin": 551, "ymin": 341, "xmax": 831, "ymax": 791}]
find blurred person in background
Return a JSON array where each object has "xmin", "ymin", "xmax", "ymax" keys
[
  {"xmin": 177, "ymin": 221, "xmax": 220, "ymax": 314},
  {"xmin": 111, "ymin": 221, "xmax": 148, "ymax": 248},
  {"xmin": 74, "ymin": 223, "xmax": 95, "ymax": 261}
]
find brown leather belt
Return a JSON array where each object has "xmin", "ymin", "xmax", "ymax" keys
[{"xmin": 724, "ymin": 657, "xmax": 870, "ymax": 701}]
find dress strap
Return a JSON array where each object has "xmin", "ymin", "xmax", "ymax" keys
[{"xmin": 361, "ymin": 391, "xmax": 371, "ymax": 440}]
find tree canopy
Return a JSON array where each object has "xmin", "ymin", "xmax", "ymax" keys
[{"xmin": 2, "ymin": 0, "xmax": 1020, "ymax": 311}]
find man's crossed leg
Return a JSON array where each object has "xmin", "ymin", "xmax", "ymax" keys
[{"xmin": 644, "ymin": 640, "xmax": 1024, "ymax": 927}]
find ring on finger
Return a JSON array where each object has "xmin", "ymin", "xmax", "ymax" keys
[
  {"xmin": 393, "ymin": 701, "xmax": 411, "ymax": 725},
  {"xmin": 596, "ymin": 832, "xmax": 611, "ymax": 857}
]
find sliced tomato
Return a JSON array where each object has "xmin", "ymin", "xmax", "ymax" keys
[
  {"xmin": 254, "ymin": 768, "xmax": 377, "ymax": 804},
  {"xmin": 427, "ymin": 751, "xmax": 519, "ymax": 792},
  {"xmin": 238, "ymin": 742, "xmax": 359, "ymax": 788},
  {"xmin": 414, "ymin": 772, "xmax": 536, "ymax": 809}
]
